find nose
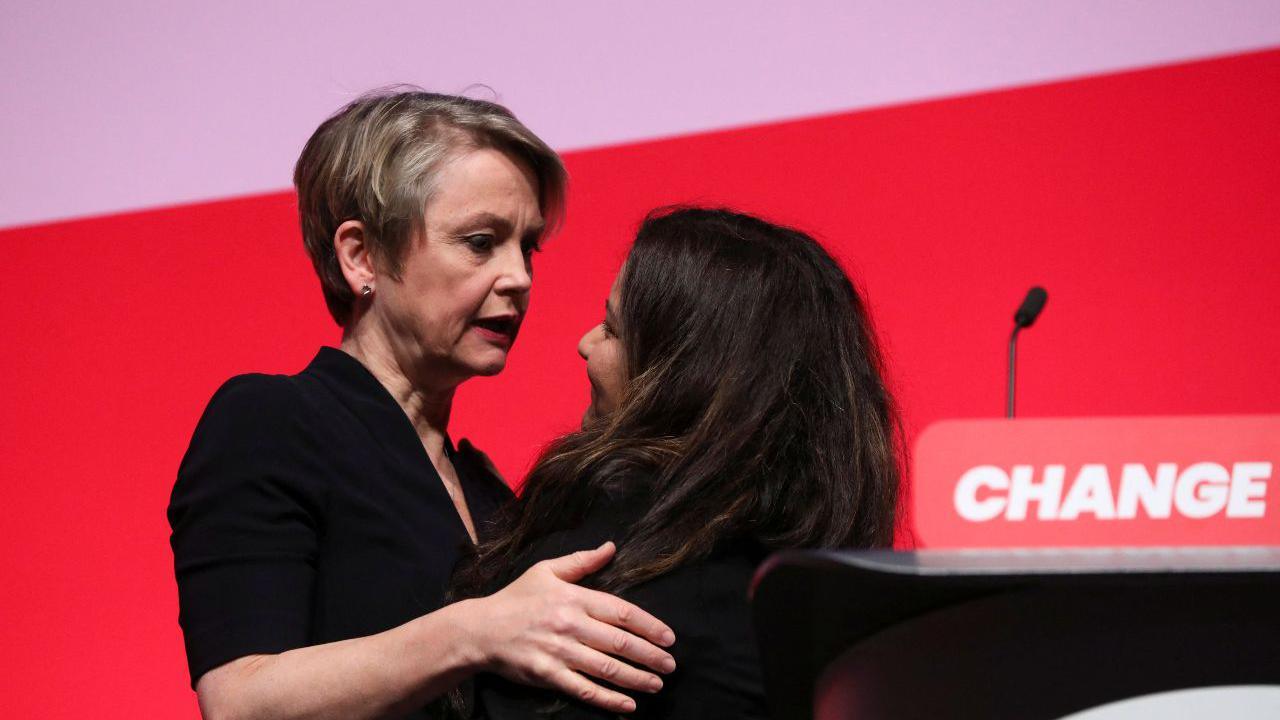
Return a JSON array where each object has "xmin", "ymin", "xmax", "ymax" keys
[
  {"xmin": 493, "ymin": 244, "xmax": 533, "ymax": 296},
  {"xmin": 578, "ymin": 325, "xmax": 599, "ymax": 361}
]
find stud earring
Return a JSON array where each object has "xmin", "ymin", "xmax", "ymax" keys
[{"xmin": 360, "ymin": 284, "xmax": 373, "ymax": 297}]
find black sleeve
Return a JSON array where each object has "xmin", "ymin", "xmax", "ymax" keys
[{"xmin": 167, "ymin": 374, "xmax": 327, "ymax": 687}]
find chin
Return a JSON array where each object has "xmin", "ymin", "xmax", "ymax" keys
[
  {"xmin": 464, "ymin": 359, "xmax": 507, "ymax": 377},
  {"xmin": 454, "ymin": 339, "xmax": 512, "ymax": 378},
  {"xmin": 463, "ymin": 351, "xmax": 509, "ymax": 377}
]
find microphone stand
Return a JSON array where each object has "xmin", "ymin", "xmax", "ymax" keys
[{"xmin": 1007, "ymin": 326, "xmax": 1022, "ymax": 418}]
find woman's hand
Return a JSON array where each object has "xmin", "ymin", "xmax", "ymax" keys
[{"xmin": 460, "ymin": 542, "xmax": 677, "ymax": 713}]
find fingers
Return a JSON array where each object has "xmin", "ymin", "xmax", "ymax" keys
[
  {"xmin": 560, "ymin": 641, "xmax": 665, "ymax": 695},
  {"xmin": 547, "ymin": 667, "xmax": 638, "ymax": 714},
  {"xmin": 487, "ymin": 545, "xmax": 678, "ymax": 714},
  {"xmin": 573, "ymin": 613, "xmax": 677, "ymax": 675},
  {"xmin": 580, "ymin": 588, "xmax": 676, "ymax": 652},
  {"xmin": 544, "ymin": 542, "xmax": 616, "ymax": 583}
]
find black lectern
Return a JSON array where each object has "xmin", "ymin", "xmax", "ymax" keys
[{"xmin": 751, "ymin": 547, "xmax": 1280, "ymax": 720}]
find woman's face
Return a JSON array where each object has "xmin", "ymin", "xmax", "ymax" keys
[
  {"xmin": 375, "ymin": 147, "xmax": 543, "ymax": 389},
  {"xmin": 577, "ymin": 272, "xmax": 627, "ymax": 425}
]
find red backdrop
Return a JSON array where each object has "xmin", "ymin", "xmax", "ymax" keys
[{"xmin": 2, "ymin": 48, "xmax": 1279, "ymax": 717}]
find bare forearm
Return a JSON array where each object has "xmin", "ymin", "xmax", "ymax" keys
[
  {"xmin": 195, "ymin": 544, "xmax": 677, "ymax": 718},
  {"xmin": 198, "ymin": 600, "xmax": 483, "ymax": 720}
]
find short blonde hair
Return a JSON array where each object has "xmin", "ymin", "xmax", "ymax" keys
[{"xmin": 294, "ymin": 88, "xmax": 567, "ymax": 325}]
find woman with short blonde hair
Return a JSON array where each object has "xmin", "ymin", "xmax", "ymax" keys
[{"xmin": 169, "ymin": 89, "xmax": 675, "ymax": 720}]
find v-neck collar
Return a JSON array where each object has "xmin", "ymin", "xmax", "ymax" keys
[
  {"xmin": 303, "ymin": 346, "xmax": 485, "ymax": 542},
  {"xmin": 306, "ymin": 346, "xmax": 456, "ymax": 455}
]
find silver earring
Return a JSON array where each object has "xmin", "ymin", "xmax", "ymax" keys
[{"xmin": 360, "ymin": 284, "xmax": 373, "ymax": 296}]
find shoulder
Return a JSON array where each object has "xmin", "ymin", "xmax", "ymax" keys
[
  {"xmin": 184, "ymin": 373, "xmax": 319, "ymax": 452},
  {"xmin": 171, "ymin": 373, "xmax": 323, "ymax": 515},
  {"xmin": 202, "ymin": 373, "xmax": 307, "ymax": 424}
]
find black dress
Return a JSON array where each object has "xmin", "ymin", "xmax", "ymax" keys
[
  {"xmin": 168, "ymin": 347, "xmax": 511, "ymax": 716},
  {"xmin": 475, "ymin": 491, "xmax": 770, "ymax": 720}
]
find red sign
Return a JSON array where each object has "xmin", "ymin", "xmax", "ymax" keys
[{"xmin": 912, "ymin": 415, "xmax": 1280, "ymax": 548}]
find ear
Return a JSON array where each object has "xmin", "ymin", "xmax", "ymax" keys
[{"xmin": 334, "ymin": 220, "xmax": 376, "ymax": 295}]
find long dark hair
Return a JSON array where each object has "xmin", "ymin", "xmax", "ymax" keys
[{"xmin": 461, "ymin": 207, "xmax": 901, "ymax": 595}]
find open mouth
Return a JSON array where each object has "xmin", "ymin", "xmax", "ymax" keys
[{"xmin": 472, "ymin": 316, "xmax": 518, "ymax": 339}]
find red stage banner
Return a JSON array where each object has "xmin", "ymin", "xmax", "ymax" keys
[{"xmin": 913, "ymin": 415, "xmax": 1280, "ymax": 548}]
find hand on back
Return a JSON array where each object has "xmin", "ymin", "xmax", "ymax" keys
[{"xmin": 464, "ymin": 542, "xmax": 677, "ymax": 713}]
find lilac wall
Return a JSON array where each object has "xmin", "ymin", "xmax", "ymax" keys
[{"xmin": 3, "ymin": 1, "xmax": 1280, "ymax": 229}]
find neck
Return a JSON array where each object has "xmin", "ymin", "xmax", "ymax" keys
[{"xmin": 340, "ymin": 320, "xmax": 456, "ymax": 464}]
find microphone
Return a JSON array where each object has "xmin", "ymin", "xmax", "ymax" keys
[
  {"xmin": 1007, "ymin": 287, "xmax": 1048, "ymax": 418},
  {"xmin": 1014, "ymin": 286, "xmax": 1048, "ymax": 329}
]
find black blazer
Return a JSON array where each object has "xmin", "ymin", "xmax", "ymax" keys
[{"xmin": 168, "ymin": 347, "xmax": 511, "ymax": 717}]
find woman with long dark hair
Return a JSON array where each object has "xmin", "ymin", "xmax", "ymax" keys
[{"xmin": 457, "ymin": 206, "xmax": 903, "ymax": 718}]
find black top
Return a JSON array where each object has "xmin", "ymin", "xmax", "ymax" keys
[
  {"xmin": 475, "ymin": 492, "xmax": 769, "ymax": 720},
  {"xmin": 168, "ymin": 347, "xmax": 512, "ymax": 707}
]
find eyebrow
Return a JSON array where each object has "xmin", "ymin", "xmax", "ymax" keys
[
  {"xmin": 605, "ymin": 299, "xmax": 617, "ymax": 324},
  {"xmin": 458, "ymin": 211, "xmax": 545, "ymax": 239}
]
